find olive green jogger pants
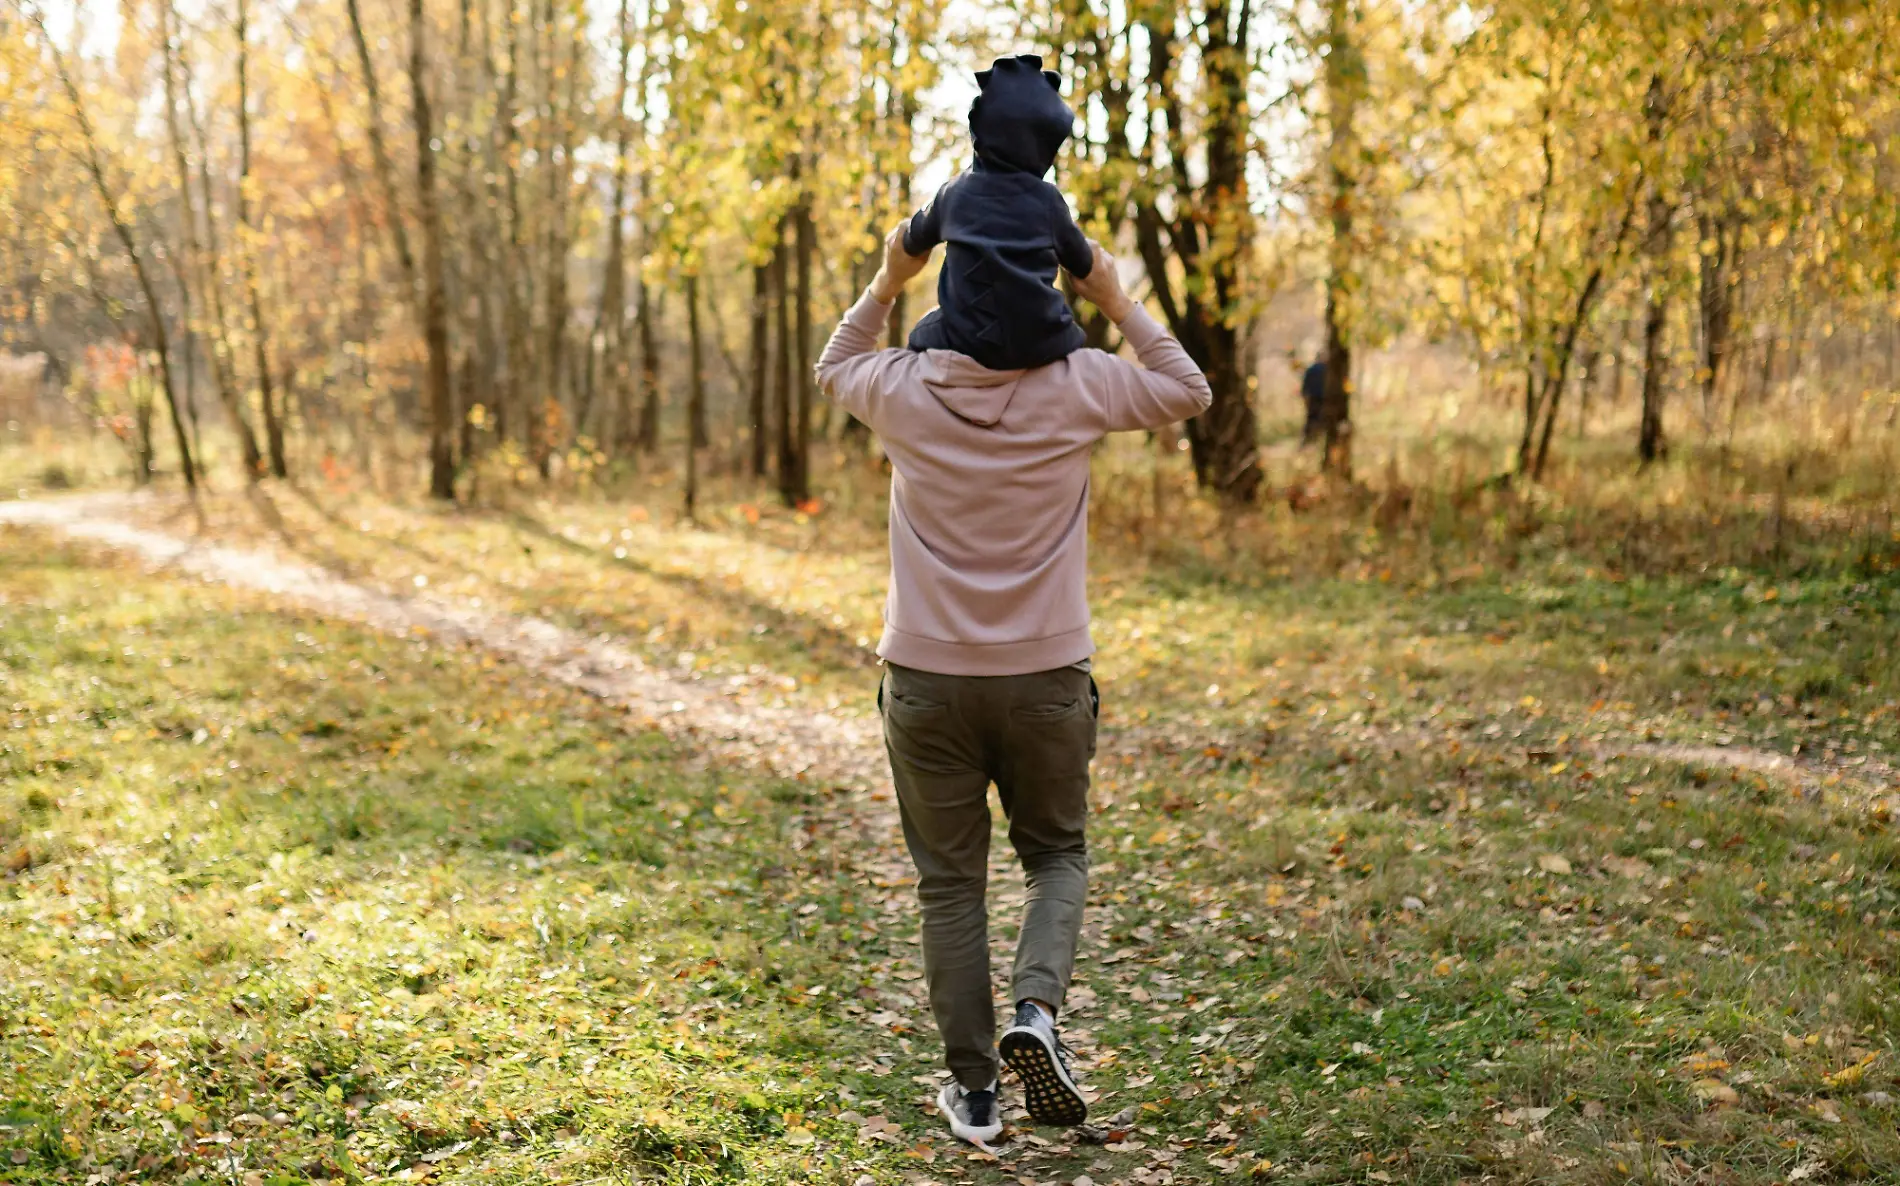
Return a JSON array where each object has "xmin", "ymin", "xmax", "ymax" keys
[{"xmin": 878, "ymin": 662, "xmax": 1098, "ymax": 1090}]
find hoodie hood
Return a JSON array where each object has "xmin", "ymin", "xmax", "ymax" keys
[
  {"xmin": 969, "ymin": 55, "xmax": 1075, "ymax": 177},
  {"xmin": 918, "ymin": 349, "xmax": 1025, "ymax": 426}
]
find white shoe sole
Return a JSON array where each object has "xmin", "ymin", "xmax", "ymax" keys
[
  {"xmin": 936, "ymin": 1082, "xmax": 1003, "ymax": 1145},
  {"xmin": 1000, "ymin": 1024, "xmax": 1088, "ymax": 1126}
]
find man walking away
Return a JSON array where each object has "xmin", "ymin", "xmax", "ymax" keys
[
  {"xmin": 815, "ymin": 223, "xmax": 1212, "ymax": 1143},
  {"xmin": 1301, "ymin": 356, "xmax": 1327, "ymax": 444}
]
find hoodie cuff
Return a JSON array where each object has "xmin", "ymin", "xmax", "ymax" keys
[
  {"xmin": 851, "ymin": 288, "xmax": 896, "ymax": 327},
  {"xmin": 1115, "ymin": 302, "xmax": 1166, "ymax": 349}
]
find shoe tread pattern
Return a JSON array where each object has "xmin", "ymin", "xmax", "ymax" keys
[{"xmin": 1000, "ymin": 1029, "xmax": 1087, "ymax": 1127}]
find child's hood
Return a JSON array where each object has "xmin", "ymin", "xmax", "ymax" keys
[{"xmin": 969, "ymin": 55, "xmax": 1076, "ymax": 177}]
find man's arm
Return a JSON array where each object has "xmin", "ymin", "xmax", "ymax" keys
[
  {"xmin": 1085, "ymin": 305, "xmax": 1214, "ymax": 433},
  {"xmin": 1067, "ymin": 244, "xmax": 1212, "ymax": 433},
  {"xmin": 814, "ymin": 222, "xmax": 932, "ymax": 431},
  {"xmin": 814, "ymin": 291, "xmax": 897, "ymax": 431}
]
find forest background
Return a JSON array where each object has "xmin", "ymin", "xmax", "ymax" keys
[{"xmin": 3, "ymin": 0, "xmax": 1896, "ymax": 530}]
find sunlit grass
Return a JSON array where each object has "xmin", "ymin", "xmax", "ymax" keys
[
  {"xmin": 5, "ymin": 399, "xmax": 1900, "ymax": 1183},
  {"xmin": 0, "ymin": 532, "xmax": 924, "ymax": 1184}
]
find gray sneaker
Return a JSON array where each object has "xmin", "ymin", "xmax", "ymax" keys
[
  {"xmin": 936, "ymin": 1079, "xmax": 1002, "ymax": 1145},
  {"xmin": 999, "ymin": 1001, "xmax": 1088, "ymax": 1126}
]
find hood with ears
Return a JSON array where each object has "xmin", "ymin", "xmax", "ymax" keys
[{"xmin": 969, "ymin": 54, "xmax": 1076, "ymax": 177}]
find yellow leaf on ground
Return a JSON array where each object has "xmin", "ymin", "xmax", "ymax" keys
[
  {"xmin": 1824, "ymin": 1053, "xmax": 1878, "ymax": 1087},
  {"xmin": 1692, "ymin": 1079, "xmax": 1740, "ymax": 1105}
]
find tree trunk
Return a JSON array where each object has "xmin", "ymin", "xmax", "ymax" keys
[
  {"xmin": 1318, "ymin": 0, "xmax": 1358, "ymax": 480},
  {"xmin": 345, "ymin": 0, "xmax": 421, "ymax": 304},
  {"xmin": 409, "ymin": 0, "xmax": 456, "ymax": 500},
  {"xmin": 595, "ymin": 0, "xmax": 634, "ymax": 454},
  {"xmin": 1638, "ymin": 282, "xmax": 1669, "ymax": 465},
  {"xmin": 788, "ymin": 195, "xmax": 814, "ymax": 506},
  {"xmin": 634, "ymin": 263, "xmax": 661, "ymax": 452},
  {"xmin": 132, "ymin": 353, "xmax": 156, "ymax": 484},
  {"xmin": 1697, "ymin": 205, "xmax": 1741, "ymax": 432},
  {"xmin": 38, "ymin": 15, "xmax": 196, "ymax": 491},
  {"xmin": 1757, "ymin": 326, "xmax": 1779, "ymax": 406},
  {"xmin": 684, "ymin": 272, "xmax": 705, "ymax": 518},
  {"xmin": 1611, "ymin": 313, "xmax": 1633, "ymax": 406},
  {"xmin": 1130, "ymin": 4, "xmax": 1261, "ymax": 504},
  {"xmin": 494, "ymin": 0, "xmax": 524, "ymax": 449},
  {"xmin": 161, "ymin": 0, "xmax": 260, "ymax": 479},
  {"xmin": 886, "ymin": 88, "xmax": 916, "ymax": 351},
  {"xmin": 1531, "ymin": 257, "xmax": 1617, "ymax": 479},
  {"xmin": 1638, "ymin": 77, "xmax": 1671, "ymax": 466},
  {"xmin": 538, "ymin": 10, "xmax": 579, "ymax": 475},
  {"xmin": 1528, "ymin": 188, "xmax": 1639, "ymax": 479},
  {"xmin": 236, "ymin": 0, "xmax": 287, "ymax": 479},
  {"xmin": 748, "ymin": 261, "xmax": 770, "ymax": 477},
  {"xmin": 771, "ymin": 214, "xmax": 793, "ymax": 494}
]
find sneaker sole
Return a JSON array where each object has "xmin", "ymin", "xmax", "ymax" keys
[{"xmin": 999, "ymin": 1026, "xmax": 1088, "ymax": 1126}]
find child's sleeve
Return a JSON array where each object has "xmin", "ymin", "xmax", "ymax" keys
[
  {"xmin": 902, "ymin": 183, "xmax": 949, "ymax": 256},
  {"xmin": 1048, "ymin": 188, "xmax": 1094, "ymax": 279}
]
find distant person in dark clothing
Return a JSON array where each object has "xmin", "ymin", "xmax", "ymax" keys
[
  {"xmin": 1301, "ymin": 358, "xmax": 1327, "ymax": 444},
  {"xmin": 902, "ymin": 55, "xmax": 1094, "ymax": 372}
]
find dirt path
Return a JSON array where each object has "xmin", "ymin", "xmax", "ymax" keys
[
  {"xmin": 8, "ymin": 492, "xmax": 1887, "ymax": 810},
  {"xmin": 0, "ymin": 492, "xmax": 889, "ymax": 793}
]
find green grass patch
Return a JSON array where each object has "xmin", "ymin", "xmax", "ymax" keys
[
  {"xmin": 6, "ymin": 484, "xmax": 1900, "ymax": 1185},
  {"xmin": 0, "ymin": 529, "xmax": 939, "ymax": 1184}
]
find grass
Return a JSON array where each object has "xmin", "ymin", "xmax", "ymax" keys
[
  {"xmin": 0, "ymin": 531, "xmax": 939, "ymax": 1184},
  {"xmin": 4, "ymin": 421, "xmax": 1900, "ymax": 1183}
]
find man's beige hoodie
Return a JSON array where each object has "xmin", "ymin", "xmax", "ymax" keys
[{"xmin": 816, "ymin": 290, "xmax": 1213, "ymax": 676}]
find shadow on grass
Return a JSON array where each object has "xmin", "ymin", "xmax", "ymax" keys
[
  {"xmin": 498, "ymin": 506, "xmax": 875, "ymax": 674},
  {"xmin": 278, "ymin": 481, "xmax": 498, "ymax": 588}
]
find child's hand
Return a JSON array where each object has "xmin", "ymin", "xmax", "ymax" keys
[
  {"xmin": 1070, "ymin": 242, "xmax": 1133, "ymax": 323},
  {"xmin": 870, "ymin": 219, "xmax": 931, "ymax": 303}
]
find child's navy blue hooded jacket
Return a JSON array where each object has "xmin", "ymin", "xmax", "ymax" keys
[{"xmin": 902, "ymin": 55, "xmax": 1094, "ymax": 372}]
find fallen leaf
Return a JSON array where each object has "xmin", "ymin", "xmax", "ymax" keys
[
  {"xmin": 1692, "ymin": 1079, "xmax": 1740, "ymax": 1106},
  {"xmin": 1602, "ymin": 855, "xmax": 1651, "ymax": 880},
  {"xmin": 1537, "ymin": 853, "xmax": 1572, "ymax": 876},
  {"xmin": 420, "ymin": 1141, "xmax": 471, "ymax": 1164},
  {"xmin": 1824, "ymin": 1053, "xmax": 1878, "ymax": 1087}
]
